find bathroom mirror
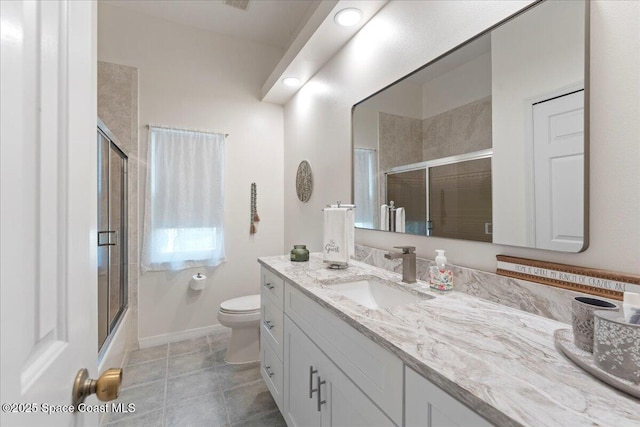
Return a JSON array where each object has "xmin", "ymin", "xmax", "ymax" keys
[{"xmin": 352, "ymin": 0, "xmax": 588, "ymax": 252}]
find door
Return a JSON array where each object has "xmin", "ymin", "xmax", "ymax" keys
[
  {"xmin": 532, "ymin": 90, "xmax": 584, "ymax": 251},
  {"xmin": 428, "ymin": 158, "xmax": 492, "ymax": 243},
  {"xmin": 386, "ymin": 169, "xmax": 427, "ymax": 234},
  {"xmin": 97, "ymin": 127, "xmax": 128, "ymax": 351},
  {"xmin": 1, "ymin": 1, "xmax": 98, "ymax": 426}
]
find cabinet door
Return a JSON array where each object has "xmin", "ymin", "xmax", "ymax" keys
[
  {"xmin": 284, "ymin": 316, "xmax": 322, "ymax": 427},
  {"xmin": 405, "ymin": 367, "xmax": 493, "ymax": 427},
  {"xmin": 322, "ymin": 361, "xmax": 396, "ymax": 427},
  {"xmin": 285, "ymin": 316, "xmax": 396, "ymax": 427},
  {"xmin": 285, "ymin": 283, "xmax": 403, "ymax": 424}
]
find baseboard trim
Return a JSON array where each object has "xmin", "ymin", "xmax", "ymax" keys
[{"xmin": 138, "ymin": 324, "xmax": 228, "ymax": 349}]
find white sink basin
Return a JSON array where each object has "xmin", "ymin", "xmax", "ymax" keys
[{"xmin": 328, "ymin": 278, "xmax": 426, "ymax": 310}]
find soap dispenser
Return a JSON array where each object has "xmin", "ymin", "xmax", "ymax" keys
[{"xmin": 429, "ymin": 249, "xmax": 453, "ymax": 291}]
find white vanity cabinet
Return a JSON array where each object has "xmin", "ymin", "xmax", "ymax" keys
[
  {"xmin": 284, "ymin": 316, "xmax": 395, "ymax": 427},
  {"xmin": 260, "ymin": 267, "xmax": 285, "ymax": 411},
  {"xmin": 405, "ymin": 367, "xmax": 493, "ymax": 427},
  {"xmin": 284, "ymin": 284, "xmax": 403, "ymax": 425},
  {"xmin": 260, "ymin": 265, "xmax": 490, "ymax": 427}
]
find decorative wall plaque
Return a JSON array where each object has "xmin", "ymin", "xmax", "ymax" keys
[
  {"xmin": 496, "ymin": 255, "xmax": 640, "ymax": 301},
  {"xmin": 296, "ymin": 160, "xmax": 313, "ymax": 202}
]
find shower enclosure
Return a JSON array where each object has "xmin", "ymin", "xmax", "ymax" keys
[{"xmin": 97, "ymin": 119, "xmax": 128, "ymax": 351}]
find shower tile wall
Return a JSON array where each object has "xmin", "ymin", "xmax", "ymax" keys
[
  {"xmin": 378, "ymin": 112, "xmax": 422, "ymax": 171},
  {"xmin": 422, "ymin": 96, "xmax": 492, "ymax": 160},
  {"xmin": 98, "ymin": 61, "xmax": 139, "ymax": 349},
  {"xmin": 377, "ymin": 98, "xmax": 492, "ymax": 214},
  {"xmin": 378, "ymin": 96, "xmax": 492, "ymax": 170},
  {"xmin": 378, "ymin": 112, "xmax": 422, "ymax": 208}
]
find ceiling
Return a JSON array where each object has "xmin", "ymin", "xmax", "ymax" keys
[
  {"xmin": 99, "ymin": 0, "xmax": 389, "ymax": 104},
  {"xmin": 100, "ymin": 0, "xmax": 320, "ymax": 50}
]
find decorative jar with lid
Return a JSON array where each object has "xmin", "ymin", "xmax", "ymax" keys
[{"xmin": 290, "ymin": 245, "xmax": 309, "ymax": 262}]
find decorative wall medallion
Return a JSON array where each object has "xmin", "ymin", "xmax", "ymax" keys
[{"xmin": 296, "ymin": 160, "xmax": 313, "ymax": 202}]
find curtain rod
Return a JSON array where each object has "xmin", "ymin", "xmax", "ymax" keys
[{"xmin": 146, "ymin": 124, "xmax": 228, "ymax": 138}]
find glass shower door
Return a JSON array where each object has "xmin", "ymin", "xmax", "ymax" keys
[
  {"xmin": 97, "ymin": 123, "xmax": 128, "ymax": 351},
  {"xmin": 428, "ymin": 158, "xmax": 492, "ymax": 243}
]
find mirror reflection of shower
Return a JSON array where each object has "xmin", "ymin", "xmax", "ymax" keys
[
  {"xmin": 352, "ymin": 0, "xmax": 587, "ymax": 251},
  {"xmin": 97, "ymin": 119, "xmax": 128, "ymax": 353},
  {"xmin": 383, "ymin": 151, "xmax": 492, "ymax": 242}
]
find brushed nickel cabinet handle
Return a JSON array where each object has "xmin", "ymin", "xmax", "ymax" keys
[
  {"xmin": 317, "ymin": 376, "xmax": 326, "ymax": 411},
  {"xmin": 265, "ymin": 365, "xmax": 275, "ymax": 378},
  {"xmin": 309, "ymin": 366, "xmax": 318, "ymax": 398},
  {"xmin": 263, "ymin": 320, "xmax": 274, "ymax": 330}
]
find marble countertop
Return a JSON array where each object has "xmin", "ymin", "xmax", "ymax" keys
[{"xmin": 258, "ymin": 253, "xmax": 640, "ymax": 427}]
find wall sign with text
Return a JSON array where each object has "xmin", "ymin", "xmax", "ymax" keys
[{"xmin": 496, "ymin": 255, "xmax": 640, "ymax": 301}]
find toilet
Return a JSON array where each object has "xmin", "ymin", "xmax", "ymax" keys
[{"xmin": 217, "ymin": 294, "xmax": 261, "ymax": 364}]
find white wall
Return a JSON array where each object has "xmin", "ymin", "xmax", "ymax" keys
[
  {"xmin": 284, "ymin": 0, "xmax": 640, "ymax": 276},
  {"xmin": 491, "ymin": 0, "xmax": 585, "ymax": 247},
  {"xmin": 422, "ymin": 51, "xmax": 491, "ymax": 119},
  {"xmin": 359, "ymin": 79, "xmax": 423, "ymax": 119},
  {"xmin": 352, "ymin": 108, "xmax": 378, "ymax": 150},
  {"xmin": 98, "ymin": 4, "xmax": 285, "ymax": 341},
  {"xmin": 353, "ymin": 78, "xmax": 423, "ymax": 150}
]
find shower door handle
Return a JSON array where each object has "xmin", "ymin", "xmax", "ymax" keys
[{"xmin": 98, "ymin": 230, "xmax": 118, "ymax": 246}]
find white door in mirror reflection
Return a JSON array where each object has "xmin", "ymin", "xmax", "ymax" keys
[{"xmin": 532, "ymin": 90, "xmax": 584, "ymax": 251}]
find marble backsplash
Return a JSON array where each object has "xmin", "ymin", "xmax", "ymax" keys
[{"xmin": 354, "ymin": 245, "xmax": 600, "ymax": 324}]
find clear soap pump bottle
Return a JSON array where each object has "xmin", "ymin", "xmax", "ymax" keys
[{"xmin": 430, "ymin": 249, "xmax": 453, "ymax": 291}]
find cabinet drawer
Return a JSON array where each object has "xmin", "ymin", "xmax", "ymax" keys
[
  {"xmin": 261, "ymin": 298, "xmax": 284, "ymax": 362},
  {"xmin": 261, "ymin": 267, "xmax": 284, "ymax": 308},
  {"xmin": 261, "ymin": 335, "xmax": 283, "ymax": 412},
  {"xmin": 285, "ymin": 284, "xmax": 403, "ymax": 425}
]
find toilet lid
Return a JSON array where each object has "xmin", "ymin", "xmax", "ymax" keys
[{"xmin": 220, "ymin": 294, "xmax": 261, "ymax": 313}]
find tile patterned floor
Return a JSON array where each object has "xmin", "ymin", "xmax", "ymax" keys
[{"xmin": 102, "ymin": 329, "xmax": 285, "ymax": 427}]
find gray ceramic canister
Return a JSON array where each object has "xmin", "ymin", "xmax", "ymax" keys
[
  {"xmin": 571, "ymin": 296, "xmax": 618, "ymax": 353},
  {"xmin": 593, "ymin": 310, "xmax": 640, "ymax": 383}
]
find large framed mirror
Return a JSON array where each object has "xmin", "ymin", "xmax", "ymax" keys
[{"xmin": 352, "ymin": 0, "xmax": 588, "ymax": 252}]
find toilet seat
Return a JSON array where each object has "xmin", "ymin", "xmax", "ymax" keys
[{"xmin": 219, "ymin": 294, "xmax": 260, "ymax": 314}]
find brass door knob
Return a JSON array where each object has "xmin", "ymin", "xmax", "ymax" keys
[{"xmin": 72, "ymin": 368, "xmax": 122, "ymax": 409}]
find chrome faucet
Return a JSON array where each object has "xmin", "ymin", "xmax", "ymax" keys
[{"xmin": 384, "ymin": 246, "xmax": 416, "ymax": 284}]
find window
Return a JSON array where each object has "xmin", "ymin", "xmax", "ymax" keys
[
  {"xmin": 141, "ymin": 127, "xmax": 226, "ymax": 271},
  {"xmin": 354, "ymin": 148, "xmax": 377, "ymax": 228}
]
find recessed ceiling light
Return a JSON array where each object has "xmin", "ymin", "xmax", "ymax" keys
[
  {"xmin": 282, "ymin": 77, "xmax": 301, "ymax": 87},
  {"xmin": 334, "ymin": 8, "xmax": 362, "ymax": 27}
]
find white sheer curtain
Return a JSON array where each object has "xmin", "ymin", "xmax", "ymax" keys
[
  {"xmin": 141, "ymin": 127, "xmax": 226, "ymax": 272},
  {"xmin": 354, "ymin": 148, "xmax": 378, "ymax": 228}
]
